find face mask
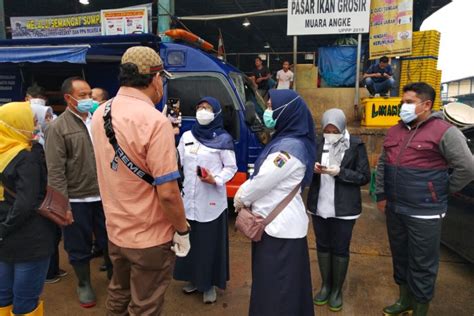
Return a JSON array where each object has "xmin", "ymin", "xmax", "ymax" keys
[
  {"xmin": 90, "ymin": 101, "xmax": 100, "ymax": 114},
  {"xmin": 196, "ymin": 109, "xmax": 215, "ymax": 125},
  {"xmin": 324, "ymin": 133, "xmax": 343, "ymax": 144},
  {"xmin": 30, "ymin": 98, "xmax": 46, "ymax": 107},
  {"xmin": 70, "ymin": 96, "xmax": 94, "ymax": 113},
  {"xmin": 263, "ymin": 96, "xmax": 301, "ymax": 129},
  {"xmin": 263, "ymin": 109, "xmax": 276, "ymax": 129},
  {"xmin": 399, "ymin": 103, "xmax": 418, "ymax": 124}
]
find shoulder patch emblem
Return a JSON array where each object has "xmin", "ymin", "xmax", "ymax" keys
[
  {"xmin": 280, "ymin": 151, "xmax": 291, "ymax": 159},
  {"xmin": 274, "ymin": 153, "xmax": 289, "ymax": 168}
]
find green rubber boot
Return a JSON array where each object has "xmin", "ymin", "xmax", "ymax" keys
[
  {"xmin": 328, "ymin": 255, "xmax": 349, "ymax": 312},
  {"xmin": 413, "ymin": 301, "xmax": 429, "ymax": 316},
  {"xmin": 383, "ymin": 284, "xmax": 413, "ymax": 315},
  {"xmin": 72, "ymin": 263, "xmax": 96, "ymax": 308},
  {"xmin": 313, "ymin": 252, "xmax": 332, "ymax": 306}
]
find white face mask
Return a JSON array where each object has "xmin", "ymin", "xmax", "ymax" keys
[
  {"xmin": 30, "ymin": 98, "xmax": 46, "ymax": 107},
  {"xmin": 196, "ymin": 109, "xmax": 215, "ymax": 125},
  {"xmin": 324, "ymin": 133, "xmax": 343, "ymax": 144}
]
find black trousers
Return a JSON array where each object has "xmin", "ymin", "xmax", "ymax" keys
[
  {"xmin": 46, "ymin": 225, "xmax": 62, "ymax": 278},
  {"xmin": 63, "ymin": 202, "xmax": 108, "ymax": 264},
  {"xmin": 386, "ymin": 207, "xmax": 443, "ymax": 303},
  {"xmin": 312, "ymin": 215, "xmax": 356, "ymax": 257}
]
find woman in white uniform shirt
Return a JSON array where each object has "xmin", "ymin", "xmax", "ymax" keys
[
  {"xmin": 234, "ymin": 89, "xmax": 316, "ymax": 316},
  {"xmin": 307, "ymin": 109, "xmax": 370, "ymax": 312},
  {"xmin": 174, "ymin": 97, "xmax": 237, "ymax": 304}
]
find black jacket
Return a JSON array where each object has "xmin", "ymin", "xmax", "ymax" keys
[
  {"xmin": 0, "ymin": 144, "xmax": 55, "ymax": 262},
  {"xmin": 307, "ymin": 135, "xmax": 371, "ymax": 217}
]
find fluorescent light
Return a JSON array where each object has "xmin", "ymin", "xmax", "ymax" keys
[
  {"xmin": 242, "ymin": 18, "xmax": 250, "ymax": 27},
  {"xmin": 264, "ymin": 42, "xmax": 270, "ymax": 49},
  {"xmin": 79, "ymin": 0, "xmax": 89, "ymax": 5}
]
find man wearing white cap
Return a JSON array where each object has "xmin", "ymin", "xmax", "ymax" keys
[{"xmin": 91, "ymin": 46, "xmax": 190, "ymax": 315}]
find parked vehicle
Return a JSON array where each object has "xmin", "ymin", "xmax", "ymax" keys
[
  {"xmin": 0, "ymin": 34, "xmax": 269, "ymax": 197},
  {"xmin": 441, "ymin": 126, "xmax": 474, "ymax": 263}
]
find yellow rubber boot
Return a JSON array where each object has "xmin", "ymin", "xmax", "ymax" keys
[
  {"xmin": 0, "ymin": 305, "xmax": 12, "ymax": 316},
  {"xmin": 11, "ymin": 301, "xmax": 43, "ymax": 316}
]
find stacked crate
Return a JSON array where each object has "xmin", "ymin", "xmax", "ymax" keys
[{"xmin": 399, "ymin": 30, "xmax": 442, "ymax": 110}]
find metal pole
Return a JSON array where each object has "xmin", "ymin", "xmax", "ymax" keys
[
  {"xmin": 158, "ymin": 0, "xmax": 174, "ymax": 42},
  {"xmin": 293, "ymin": 36, "xmax": 297, "ymax": 91},
  {"xmin": 0, "ymin": 0, "xmax": 6, "ymax": 39},
  {"xmin": 354, "ymin": 33, "xmax": 362, "ymax": 119}
]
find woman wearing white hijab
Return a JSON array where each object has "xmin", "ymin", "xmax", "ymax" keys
[
  {"xmin": 306, "ymin": 109, "xmax": 370, "ymax": 312},
  {"xmin": 30, "ymin": 104, "xmax": 53, "ymax": 146}
]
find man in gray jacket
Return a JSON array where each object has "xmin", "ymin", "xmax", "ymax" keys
[
  {"xmin": 375, "ymin": 82, "xmax": 474, "ymax": 316},
  {"xmin": 45, "ymin": 77, "xmax": 109, "ymax": 309}
]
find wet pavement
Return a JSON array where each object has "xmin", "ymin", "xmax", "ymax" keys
[{"xmin": 42, "ymin": 191, "xmax": 474, "ymax": 315}]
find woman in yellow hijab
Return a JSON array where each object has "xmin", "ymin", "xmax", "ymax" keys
[
  {"xmin": 0, "ymin": 102, "xmax": 34, "ymax": 201},
  {"xmin": 0, "ymin": 102, "xmax": 55, "ymax": 316}
]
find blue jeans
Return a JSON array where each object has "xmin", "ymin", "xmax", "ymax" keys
[
  {"xmin": 363, "ymin": 77, "xmax": 395, "ymax": 95},
  {"xmin": 0, "ymin": 258, "xmax": 50, "ymax": 314}
]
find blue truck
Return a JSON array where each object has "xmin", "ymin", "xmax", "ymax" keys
[{"xmin": 0, "ymin": 33, "xmax": 269, "ymax": 196}]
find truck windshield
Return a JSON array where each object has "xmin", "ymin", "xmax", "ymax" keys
[{"xmin": 230, "ymin": 72, "xmax": 266, "ymax": 117}]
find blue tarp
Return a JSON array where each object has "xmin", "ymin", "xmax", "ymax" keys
[
  {"xmin": 0, "ymin": 45, "xmax": 90, "ymax": 64},
  {"xmin": 318, "ymin": 46, "xmax": 357, "ymax": 87}
]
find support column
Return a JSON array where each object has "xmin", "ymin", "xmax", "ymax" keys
[
  {"xmin": 354, "ymin": 33, "xmax": 362, "ymax": 120},
  {"xmin": 0, "ymin": 0, "xmax": 6, "ymax": 39},
  {"xmin": 293, "ymin": 36, "xmax": 297, "ymax": 91},
  {"xmin": 158, "ymin": 0, "xmax": 174, "ymax": 42}
]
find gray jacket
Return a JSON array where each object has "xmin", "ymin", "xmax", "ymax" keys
[{"xmin": 44, "ymin": 109, "xmax": 100, "ymax": 199}]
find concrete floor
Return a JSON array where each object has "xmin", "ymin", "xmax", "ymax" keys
[{"xmin": 42, "ymin": 191, "xmax": 474, "ymax": 315}]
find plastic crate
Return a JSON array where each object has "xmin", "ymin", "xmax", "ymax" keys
[{"xmin": 361, "ymin": 97, "xmax": 402, "ymax": 127}]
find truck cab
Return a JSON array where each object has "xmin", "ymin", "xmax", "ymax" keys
[{"xmin": 160, "ymin": 42, "xmax": 269, "ymax": 196}]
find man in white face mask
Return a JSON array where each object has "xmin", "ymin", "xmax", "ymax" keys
[
  {"xmin": 25, "ymin": 84, "xmax": 49, "ymax": 109},
  {"xmin": 375, "ymin": 82, "xmax": 474, "ymax": 316}
]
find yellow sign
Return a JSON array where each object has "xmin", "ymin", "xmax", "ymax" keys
[
  {"xmin": 362, "ymin": 97, "xmax": 402, "ymax": 127},
  {"xmin": 369, "ymin": 0, "xmax": 413, "ymax": 59}
]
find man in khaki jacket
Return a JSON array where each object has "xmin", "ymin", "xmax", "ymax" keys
[{"xmin": 45, "ymin": 77, "xmax": 109, "ymax": 309}]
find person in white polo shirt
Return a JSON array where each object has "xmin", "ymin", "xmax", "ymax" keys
[{"xmin": 276, "ymin": 61, "xmax": 294, "ymax": 90}]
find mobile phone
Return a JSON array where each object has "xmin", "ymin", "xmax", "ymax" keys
[
  {"xmin": 196, "ymin": 166, "xmax": 208, "ymax": 178},
  {"xmin": 166, "ymin": 97, "xmax": 181, "ymax": 127},
  {"xmin": 319, "ymin": 165, "xmax": 328, "ymax": 170},
  {"xmin": 196, "ymin": 165, "xmax": 202, "ymax": 177}
]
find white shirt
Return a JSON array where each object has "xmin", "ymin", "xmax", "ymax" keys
[
  {"xmin": 276, "ymin": 69, "xmax": 294, "ymax": 90},
  {"xmin": 68, "ymin": 108, "xmax": 101, "ymax": 203},
  {"xmin": 178, "ymin": 131, "xmax": 237, "ymax": 222},
  {"xmin": 316, "ymin": 131, "xmax": 359, "ymax": 220},
  {"xmin": 236, "ymin": 151, "xmax": 308, "ymax": 239}
]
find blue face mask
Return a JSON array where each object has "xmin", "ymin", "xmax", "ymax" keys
[
  {"xmin": 399, "ymin": 103, "xmax": 418, "ymax": 124},
  {"xmin": 263, "ymin": 109, "xmax": 276, "ymax": 128},
  {"xmin": 263, "ymin": 96, "xmax": 300, "ymax": 129},
  {"xmin": 90, "ymin": 101, "xmax": 100, "ymax": 114},
  {"xmin": 71, "ymin": 96, "xmax": 94, "ymax": 113}
]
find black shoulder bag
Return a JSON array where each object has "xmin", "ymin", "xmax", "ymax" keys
[{"xmin": 103, "ymin": 99, "xmax": 155, "ymax": 185}]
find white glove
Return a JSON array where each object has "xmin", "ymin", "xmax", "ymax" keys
[
  {"xmin": 324, "ymin": 165, "xmax": 340, "ymax": 177},
  {"xmin": 171, "ymin": 231, "xmax": 191, "ymax": 257},
  {"xmin": 233, "ymin": 189, "xmax": 245, "ymax": 211}
]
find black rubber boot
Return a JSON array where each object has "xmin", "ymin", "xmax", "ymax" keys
[
  {"xmin": 313, "ymin": 252, "xmax": 332, "ymax": 306},
  {"xmin": 413, "ymin": 301, "xmax": 429, "ymax": 316},
  {"xmin": 328, "ymin": 255, "xmax": 349, "ymax": 312},
  {"xmin": 383, "ymin": 284, "xmax": 413, "ymax": 315},
  {"xmin": 72, "ymin": 263, "xmax": 96, "ymax": 308}
]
